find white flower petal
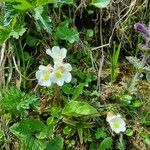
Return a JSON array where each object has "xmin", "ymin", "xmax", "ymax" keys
[
  {"xmin": 60, "ymin": 48, "xmax": 67, "ymax": 59},
  {"xmin": 47, "ymin": 46, "xmax": 67, "ymax": 64},
  {"xmin": 120, "ymin": 125, "xmax": 126, "ymax": 132},
  {"xmin": 115, "ymin": 114, "xmax": 121, "ymax": 119},
  {"xmin": 106, "ymin": 112, "xmax": 116, "ymax": 122},
  {"xmin": 113, "ymin": 128, "xmax": 121, "ymax": 134},
  {"xmin": 53, "ymin": 59, "xmax": 63, "ymax": 65},
  {"xmin": 39, "ymin": 65, "xmax": 46, "ymax": 70},
  {"xmin": 50, "ymin": 72, "xmax": 57, "ymax": 82},
  {"xmin": 50, "ymin": 72, "xmax": 64, "ymax": 86},
  {"xmin": 52, "ymin": 46, "xmax": 60, "ymax": 57},
  {"xmin": 46, "ymin": 48, "xmax": 52, "ymax": 57},
  {"xmin": 53, "ymin": 63, "xmax": 63, "ymax": 70},
  {"xmin": 106, "ymin": 115, "xmax": 115, "ymax": 122},
  {"xmin": 36, "ymin": 65, "xmax": 52, "ymax": 87},
  {"xmin": 63, "ymin": 72, "xmax": 72, "ymax": 83},
  {"xmin": 107, "ymin": 114, "xmax": 126, "ymax": 134},
  {"xmin": 38, "ymin": 79, "xmax": 51, "ymax": 87},
  {"xmin": 56, "ymin": 78, "xmax": 64, "ymax": 86},
  {"xmin": 64, "ymin": 63, "xmax": 72, "ymax": 71},
  {"xmin": 36, "ymin": 70, "xmax": 41, "ymax": 80}
]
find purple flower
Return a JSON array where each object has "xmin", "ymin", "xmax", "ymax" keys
[
  {"xmin": 134, "ymin": 23, "xmax": 150, "ymax": 48},
  {"xmin": 134, "ymin": 23, "xmax": 150, "ymax": 38}
]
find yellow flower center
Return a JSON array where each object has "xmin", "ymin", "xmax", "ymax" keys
[
  {"xmin": 55, "ymin": 72, "xmax": 62, "ymax": 78},
  {"xmin": 43, "ymin": 73, "xmax": 50, "ymax": 81},
  {"xmin": 113, "ymin": 123, "xmax": 120, "ymax": 129}
]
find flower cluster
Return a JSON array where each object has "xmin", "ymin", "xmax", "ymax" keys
[
  {"xmin": 134, "ymin": 23, "xmax": 150, "ymax": 48},
  {"xmin": 106, "ymin": 112, "xmax": 126, "ymax": 134},
  {"xmin": 36, "ymin": 46, "xmax": 72, "ymax": 87}
]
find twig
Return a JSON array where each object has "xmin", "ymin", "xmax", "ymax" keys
[
  {"xmin": 33, "ymin": 84, "xmax": 39, "ymax": 92},
  {"xmin": 97, "ymin": 10, "xmax": 105, "ymax": 91},
  {"xmin": 12, "ymin": 56, "xmax": 35, "ymax": 81},
  {"xmin": 0, "ymin": 43, "xmax": 6, "ymax": 67},
  {"xmin": 91, "ymin": 43, "xmax": 109, "ymax": 51},
  {"xmin": 0, "ymin": 43, "xmax": 6, "ymax": 91},
  {"xmin": 109, "ymin": 0, "xmax": 137, "ymax": 46}
]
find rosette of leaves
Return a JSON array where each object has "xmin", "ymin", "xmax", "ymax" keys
[{"xmin": 0, "ymin": 88, "xmax": 38, "ymax": 117}]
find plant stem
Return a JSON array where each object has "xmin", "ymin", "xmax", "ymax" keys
[
  {"xmin": 54, "ymin": 84, "xmax": 61, "ymax": 106},
  {"xmin": 128, "ymin": 54, "xmax": 147, "ymax": 94}
]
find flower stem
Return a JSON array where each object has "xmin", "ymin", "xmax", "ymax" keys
[{"xmin": 54, "ymin": 84, "xmax": 61, "ymax": 106}]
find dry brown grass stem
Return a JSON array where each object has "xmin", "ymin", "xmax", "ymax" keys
[
  {"xmin": 91, "ymin": 43, "xmax": 109, "ymax": 51},
  {"xmin": 109, "ymin": 0, "xmax": 137, "ymax": 46},
  {"xmin": 0, "ymin": 43, "xmax": 6, "ymax": 67}
]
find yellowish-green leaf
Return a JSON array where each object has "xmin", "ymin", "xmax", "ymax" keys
[
  {"xmin": 62, "ymin": 101, "xmax": 98, "ymax": 117},
  {"xmin": 91, "ymin": 0, "xmax": 111, "ymax": 8}
]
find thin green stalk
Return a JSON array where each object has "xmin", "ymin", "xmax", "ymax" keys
[
  {"xmin": 111, "ymin": 43, "xmax": 121, "ymax": 84},
  {"xmin": 54, "ymin": 84, "xmax": 61, "ymax": 106}
]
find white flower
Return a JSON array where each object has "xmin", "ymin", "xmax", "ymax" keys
[
  {"xmin": 36, "ymin": 64, "xmax": 53, "ymax": 87},
  {"xmin": 46, "ymin": 46, "xmax": 67, "ymax": 64},
  {"xmin": 106, "ymin": 112, "xmax": 126, "ymax": 134},
  {"xmin": 50, "ymin": 62, "xmax": 72, "ymax": 86}
]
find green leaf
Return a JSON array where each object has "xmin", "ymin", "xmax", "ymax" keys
[
  {"xmin": 3, "ymin": 4, "xmax": 19, "ymax": 26},
  {"xmin": 46, "ymin": 136, "xmax": 63, "ymax": 150},
  {"xmin": 61, "ymin": 84, "xmax": 73, "ymax": 95},
  {"xmin": 77, "ymin": 126, "xmax": 83, "ymax": 144},
  {"xmin": 10, "ymin": 119, "xmax": 47, "ymax": 149},
  {"xmin": 0, "ymin": 88, "xmax": 38, "ymax": 117},
  {"xmin": 72, "ymin": 83, "xmax": 85, "ymax": 100},
  {"xmin": 10, "ymin": 24, "xmax": 26, "ymax": 39},
  {"xmin": 86, "ymin": 29, "xmax": 94, "ymax": 37},
  {"xmin": 99, "ymin": 137, "xmax": 113, "ymax": 150},
  {"xmin": 0, "ymin": 16, "xmax": 26, "ymax": 44},
  {"xmin": 122, "ymin": 94, "xmax": 132, "ymax": 105},
  {"xmin": 95, "ymin": 128, "xmax": 107, "ymax": 139},
  {"xmin": 132, "ymin": 100, "xmax": 142, "ymax": 108},
  {"xmin": 4, "ymin": 0, "xmax": 33, "ymax": 10},
  {"xmin": 36, "ymin": 0, "xmax": 74, "ymax": 5},
  {"xmin": 146, "ymin": 71, "xmax": 150, "ymax": 83},
  {"xmin": 50, "ymin": 106, "xmax": 62, "ymax": 118},
  {"xmin": 125, "ymin": 129, "xmax": 133, "ymax": 136},
  {"xmin": 63, "ymin": 126, "xmax": 72, "ymax": 135},
  {"xmin": 91, "ymin": 0, "xmax": 111, "ymax": 8},
  {"xmin": 62, "ymin": 100, "xmax": 98, "ymax": 117},
  {"xmin": 20, "ymin": 136, "xmax": 47, "ymax": 150},
  {"xmin": 90, "ymin": 143, "xmax": 97, "ymax": 150},
  {"xmin": 111, "ymin": 43, "xmax": 121, "ymax": 83},
  {"xmin": 126, "ymin": 56, "xmax": 144, "ymax": 71},
  {"xmin": 35, "ymin": 0, "xmax": 54, "ymax": 6},
  {"xmin": 54, "ymin": 20, "xmax": 79, "ymax": 43},
  {"xmin": 144, "ymin": 137, "xmax": 150, "ymax": 146},
  {"xmin": 58, "ymin": 0, "xmax": 74, "ymax": 4},
  {"xmin": 0, "ymin": 128, "xmax": 5, "ymax": 140},
  {"xmin": 10, "ymin": 118, "xmax": 46, "ymax": 139},
  {"xmin": 26, "ymin": 35, "xmax": 40, "ymax": 47},
  {"xmin": 0, "ymin": 28, "xmax": 11, "ymax": 44},
  {"xmin": 33, "ymin": 6, "xmax": 52, "ymax": 34}
]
